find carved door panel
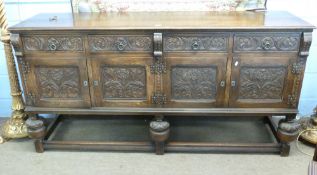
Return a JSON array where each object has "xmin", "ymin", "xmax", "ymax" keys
[
  {"xmin": 90, "ymin": 55, "xmax": 154, "ymax": 107},
  {"xmin": 229, "ymin": 54, "xmax": 297, "ymax": 108},
  {"xmin": 163, "ymin": 55, "xmax": 227, "ymax": 108},
  {"xmin": 24, "ymin": 56, "xmax": 91, "ymax": 108}
]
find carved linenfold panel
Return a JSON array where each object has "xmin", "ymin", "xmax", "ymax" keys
[
  {"xmin": 239, "ymin": 66, "xmax": 287, "ymax": 99},
  {"xmin": 234, "ymin": 33, "xmax": 300, "ymax": 52},
  {"xmin": 23, "ymin": 36, "xmax": 83, "ymax": 51},
  {"xmin": 172, "ymin": 66, "xmax": 217, "ymax": 99},
  {"xmin": 36, "ymin": 67, "xmax": 81, "ymax": 98},
  {"xmin": 88, "ymin": 35, "xmax": 152, "ymax": 52},
  {"xmin": 102, "ymin": 66, "xmax": 146, "ymax": 99},
  {"xmin": 164, "ymin": 35, "xmax": 228, "ymax": 52}
]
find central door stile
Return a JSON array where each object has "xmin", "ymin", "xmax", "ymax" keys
[{"xmin": 151, "ymin": 33, "xmax": 167, "ymax": 105}]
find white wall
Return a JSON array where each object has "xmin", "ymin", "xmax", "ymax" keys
[{"xmin": 0, "ymin": 0, "xmax": 316, "ymax": 117}]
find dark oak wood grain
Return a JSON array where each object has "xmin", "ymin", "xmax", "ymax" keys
[
  {"xmin": 10, "ymin": 11, "xmax": 314, "ymax": 155},
  {"xmin": 9, "ymin": 11, "xmax": 314, "ymax": 31}
]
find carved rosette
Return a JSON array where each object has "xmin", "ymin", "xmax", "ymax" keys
[
  {"xmin": 164, "ymin": 35, "xmax": 228, "ymax": 51},
  {"xmin": 22, "ymin": 36, "xmax": 83, "ymax": 51},
  {"xmin": 234, "ymin": 33, "xmax": 300, "ymax": 52},
  {"xmin": 88, "ymin": 35, "xmax": 152, "ymax": 52}
]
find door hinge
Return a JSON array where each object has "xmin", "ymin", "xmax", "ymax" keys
[
  {"xmin": 151, "ymin": 92, "xmax": 167, "ymax": 105},
  {"xmin": 287, "ymin": 94, "xmax": 297, "ymax": 108}
]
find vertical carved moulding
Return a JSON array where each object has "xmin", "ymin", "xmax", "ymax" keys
[
  {"xmin": 280, "ymin": 32, "xmax": 312, "ymax": 156},
  {"xmin": 288, "ymin": 32, "xmax": 312, "ymax": 108},
  {"xmin": 151, "ymin": 33, "xmax": 167, "ymax": 105}
]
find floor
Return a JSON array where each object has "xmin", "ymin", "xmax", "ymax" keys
[{"xmin": 0, "ymin": 118, "xmax": 315, "ymax": 175}]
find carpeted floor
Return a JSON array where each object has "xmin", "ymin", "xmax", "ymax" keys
[{"xmin": 0, "ymin": 117, "xmax": 315, "ymax": 175}]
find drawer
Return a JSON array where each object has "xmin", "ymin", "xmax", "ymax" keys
[
  {"xmin": 163, "ymin": 33, "xmax": 228, "ymax": 52},
  {"xmin": 22, "ymin": 35, "xmax": 84, "ymax": 52},
  {"xmin": 88, "ymin": 35, "xmax": 153, "ymax": 52},
  {"xmin": 233, "ymin": 32, "xmax": 301, "ymax": 52}
]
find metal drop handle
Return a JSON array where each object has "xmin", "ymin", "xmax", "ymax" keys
[
  {"xmin": 116, "ymin": 42, "xmax": 125, "ymax": 51},
  {"xmin": 191, "ymin": 41, "xmax": 199, "ymax": 50}
]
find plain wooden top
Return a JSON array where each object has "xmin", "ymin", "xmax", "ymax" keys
[{"xmin": 9, "ymin": 11, "xmax": 315, "ymax": 32}]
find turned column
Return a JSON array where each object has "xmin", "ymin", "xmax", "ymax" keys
[
  {"xmin": 26, "ymin": 115, "xmax": 46, "ymax": 153},
  {"xmin": 0, "ymin": 0, "xmax": 28, "ymax": 143},
  {"xmin": 149, "ymin": 115, "xmax": 170, "ymax": 155},
  {"xmin": 277, "ymin": 115, "xmax": 300, "ymax": 156}
]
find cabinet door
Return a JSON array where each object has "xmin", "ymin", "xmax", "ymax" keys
[
  {"xmin": 163, "ymin": 54, "xmax": 227, "ymax": 108},
  {"xmin": 229, "ymin": 54, "xmax": 296, "ymax": 108},
  {"xmin": 24, "ymin": 56, "xmax": 91, "ymax": 108},
  {"xmin": 90, "ymin": 55, "xmax": 154, "ymax": 107}
]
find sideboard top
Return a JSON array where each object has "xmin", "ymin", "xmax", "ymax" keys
[{"xmin": 9, "ymin": 11, "xmax": 315, "ymax": 32}]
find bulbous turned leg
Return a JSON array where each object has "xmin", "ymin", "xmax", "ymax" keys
[
  {"xmin": 26, "ymin": 115, "xmax": 46, "ymax": 153},
  {"xmin": 149, "ymin": 116, "xmax": 170, "ymax": 155},
  {"xmin": 277, "ymin": 116, "xmax": 300, "ymax": 157}
]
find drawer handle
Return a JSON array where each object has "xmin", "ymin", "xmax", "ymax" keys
[
  {"xmin": 191, "ymin": 41, "xmax": 200, "ymax": 50},
  {"xmin": 262, "ymin": 37, "xmax": 274, "ymax": 50},
  {"xmin": 115, "ymin": 40, "xmax": 127, "ymax": 51},
  {"xmin": 48, "ymin": 43, "xmax": 57, "ymax": 51}
]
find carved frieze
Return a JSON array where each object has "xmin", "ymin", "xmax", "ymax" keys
[
  {"xmin": 239, "ymin": 66, "xmax": 287, "ymax": 99},
  {"xmin": 234, "ymin": 33, "xmax": 300, "ymax": 52},
  {"xmin": 88, "ymin": 35, "xmax": 152, "ymax": 52},
  {"xmin": 22, "ymin": 36, "xmax": 83, "ymax": 51},
  {"xmin": 36, "ymin": 67, "xmax": 81, "ymax": 98},
  {"xmin": 164, "ymin": 35, "xmax": 228, "ymax": 52},
  {"xmin": 171, "ymin": 66, "xmax": 217, "ymax": 99},
  {"xmin": 102, "ymin": 66, "xmax": 146, "ymax": 99}
]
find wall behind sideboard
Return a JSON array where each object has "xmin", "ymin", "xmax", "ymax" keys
[{"xmin": 0, "ymin": 0, "xmax": 316, "ymax": 117}]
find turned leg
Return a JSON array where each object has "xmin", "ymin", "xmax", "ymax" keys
[
  {"xmin": 277, "ymin": 114, "xmax": 300, "ymax": 157},
  {"xmin": 149, "ymin": 115, "xmax": 170, "ymax": 155},
  {"xmin": 26, "ymin": 114, "xmax": 46, "ymax": 153}
]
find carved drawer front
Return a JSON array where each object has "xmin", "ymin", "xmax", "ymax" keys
[
  {"xmin": 22, "ymin": 35, "xmax": 84, "ymax": 52},
  {"xmin": 163, "ymin": 33, "xmax": 228, "ymax": 52},
  {"xmin": 88, "ymin": 35, "xmax": 153, "ymax": 52},
  {"xmin": 234, "ymin": 32, "xmax": 301, "ymax": 52}
]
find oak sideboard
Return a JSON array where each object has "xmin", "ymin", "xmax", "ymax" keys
[{"xmin": 8, "ymin": 11, "xmax": 314, "ymax": 155}]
